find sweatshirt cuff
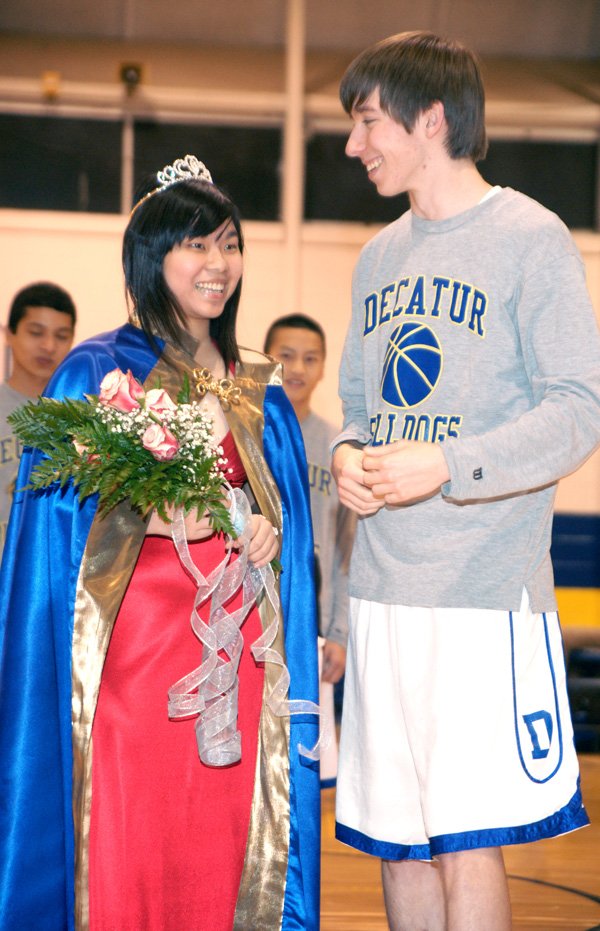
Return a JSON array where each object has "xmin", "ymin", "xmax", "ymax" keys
[
  {"xmin": 440, "ymin": 437, "xmax": 488, "ymax": 501},
  {"xmin": 322, "ymin": 628, "xmax": 348, "ymax": 648},
  {"xmin": 330, "ymin": 428, "xmax": 370, "ymax": 459}
]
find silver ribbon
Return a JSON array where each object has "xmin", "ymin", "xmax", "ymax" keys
[{"xmin": 167, "ymin": 487, "xmax": 327, "ymax": 766}]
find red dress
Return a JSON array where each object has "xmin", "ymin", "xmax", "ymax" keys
[{"xmin": 89, "ymin": 433, "xmax": 264, "ymax": 930}]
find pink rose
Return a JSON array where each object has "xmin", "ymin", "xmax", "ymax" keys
[
  {"xmin": 99, "ymin": 368, "xmax": 145, "ymax": 412},
  {"xmin": 145, "ymin": 388, "xmax": 177, "ymax": 416},
  {"xmin": 142, "ymin": 423, "xmax": 179, "ymax": 461}
]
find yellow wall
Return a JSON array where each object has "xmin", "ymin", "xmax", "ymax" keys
[{"xmin": 557, "ymin": 589, "xmax": 600, "ymax": 628}]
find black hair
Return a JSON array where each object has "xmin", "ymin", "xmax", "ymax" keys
[
  {"xmin": 340, "ymin": 31, "xmax": 488, "ymax": 162},
  {"xmin": 263, "ymin": 313, "xmax": 326, "ymax": 356},
  {"xmin": 8, "ymin": 282, "xmax": 77, "ymax": 333},
  {"xmin": 123, "ymin": 174, "xmax": 244, "ymax": 368}
]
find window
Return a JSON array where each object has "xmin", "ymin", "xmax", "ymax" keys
[
  {"xmin": 480, "ymin": 140, "xmax": 597, "ymax": 229},
  {"xmin": 0, "ymin": 115, "xmax": 121, "ymax": 212},
  {"xmin": 134, "ymin": 122, "xmax": 282, "ymax": 220},
  {"xmin": 305, "ymin": 133, "xmax": 408, "ymax": 222},
  {"xmin": 305, "ymin": 132, "xmax": 598, "ymax": 229},
  {"xmin": 1, "ymin": 114, "xmax": 597, "ymax": 229}
]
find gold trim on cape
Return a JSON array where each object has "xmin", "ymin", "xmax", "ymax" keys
[
  {"xmin": 71, "ymin": 341, "xmax": 291, "ymax": 930},
  {"xmin": 72, "ymin": 501, "xmax": 147, "ymax": 930}
]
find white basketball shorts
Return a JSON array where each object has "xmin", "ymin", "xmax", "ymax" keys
[{"xmin": 335, "ymin": 591, "xmax": 588, "ymax": 860}]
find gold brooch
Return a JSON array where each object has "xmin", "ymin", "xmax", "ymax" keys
[{"xmin": 193, "ymin": 368, "xmax": 241, "ymax": 410}]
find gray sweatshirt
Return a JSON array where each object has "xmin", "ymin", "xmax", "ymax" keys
[
  {"xmin": 335, "ymin": 188, "xmax": 600, "ymax": 612},
  {"xmin": 301, "ymin": 411, "xmax": 353, "ymax": 646}
]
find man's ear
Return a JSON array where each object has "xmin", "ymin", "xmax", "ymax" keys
[{"xmin": 423, "ymin": 100, "xmax": 445, "ymax": 136}]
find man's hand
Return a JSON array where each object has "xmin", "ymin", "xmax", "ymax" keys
[
  {"xmin": 362, "ymin": 440, "xmax": 450, "ymax": 505},
  {"xmin": 321, "ymin": 640, "xmax": 346, "ymax": 684},
  {"xmin": 332, "ymin": 444, "xmax": 385, "ymax": 516}
]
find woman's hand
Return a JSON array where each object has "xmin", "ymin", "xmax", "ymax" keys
[
  {"xmin": 147, "ymin": 505, "xmax": 279, "ymax": 566},
  {"xmin": 229, "ymin": 514, "xmax": 279, "ymax": 568},
  {"xmin": 146, "ymin": 506, "xmax": 216, "ymax": 541}
]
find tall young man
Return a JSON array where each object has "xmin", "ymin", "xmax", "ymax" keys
[
  {"xmin": 1, "ymin": 282, "xmax": 76, "ymax": 554},
  {"xmin": 265, "ymin": 314, "xmax": 353, "ymax": 784},
  {"xmin": 332, "ymin": 31, "xmax": 600, "ymax": 931}
]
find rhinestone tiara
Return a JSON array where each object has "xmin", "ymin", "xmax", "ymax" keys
[{"xmin": 130, "ymin": 154, "xmax": 213, "ymax": 215}]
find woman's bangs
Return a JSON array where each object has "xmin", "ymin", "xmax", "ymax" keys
[{"xmin": 185, "ymin": 201, "xmax": 231, "ymax": 241}]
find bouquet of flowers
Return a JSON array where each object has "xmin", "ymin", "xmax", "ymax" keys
[{"xmin": 9, "ymin": 367, "xmax": 236, "ymax": 536}]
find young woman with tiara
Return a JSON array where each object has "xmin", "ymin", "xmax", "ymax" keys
[{"xmin": 0, "ymin": 156, "xmax": 320, "ymax": 930}]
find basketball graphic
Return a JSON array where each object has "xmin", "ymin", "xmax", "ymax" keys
[{"xmin": 381, "ymin": 322, "xmax": 443, "ymax": 408}]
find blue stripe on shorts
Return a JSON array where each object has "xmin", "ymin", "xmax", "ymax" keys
[
  {"xmin": 430, "ymin": 781, "xmax": 589, "ymax": 855},
  {"xmin": 336, "ymin": 782, "xmax": 588, "ymax": 861},
  {"xmin": 335, "ymin": 822, "xmax": 432, "ymax": 860}
]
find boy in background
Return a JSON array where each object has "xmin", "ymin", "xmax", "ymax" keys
[
  {"xmin": 1, "ymin": 282, "xmax": 76, "ymax": 555},
  {"xmin": 264, "ymin": 313, "xmax": 353, "ymax": 785}
]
